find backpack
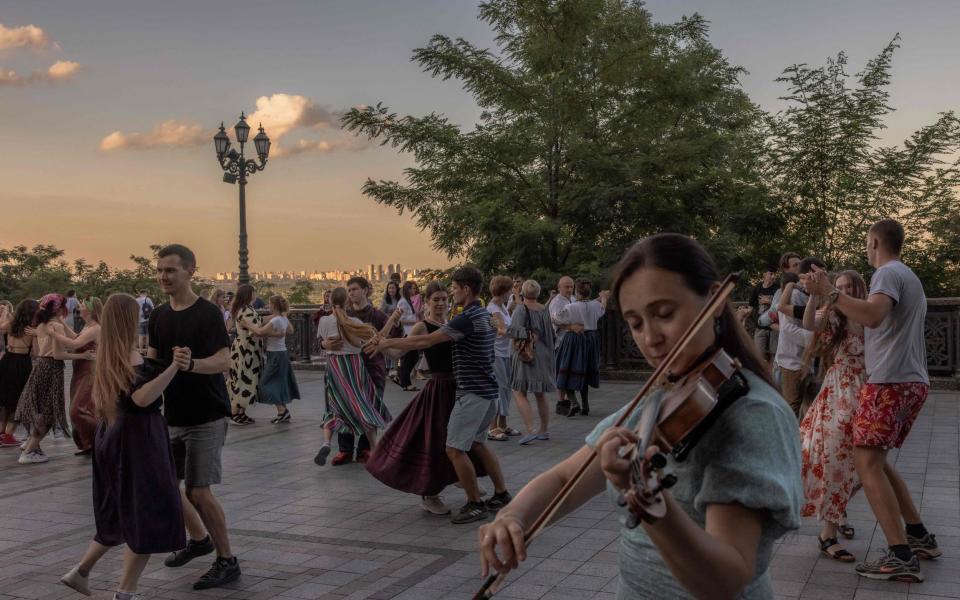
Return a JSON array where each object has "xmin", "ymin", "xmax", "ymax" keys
[
  {"xmin": 512, "ymin": 305, "xmax": 537, "ymax": 363},
  {"xmin": 141, "ymin": 299, "xmax": 153, "ymax": 320}
]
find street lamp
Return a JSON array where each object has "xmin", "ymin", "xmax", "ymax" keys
[{"xmin": 214, "ymin": 112, "xmax": 270, "ymax": 285}]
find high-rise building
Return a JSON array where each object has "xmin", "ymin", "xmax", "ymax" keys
[
  {"xmin": 377, "ymin": 264, "xmax": 384, "ymax": 281},
  {"xmin": 367, "ymin": 264, "xmax": 375, "ymax": 281},
  {"xmin": 396, "ymin": 263, "xmax": 402, "ymax": 277}
]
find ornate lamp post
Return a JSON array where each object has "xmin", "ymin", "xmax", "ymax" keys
[{"xmin": 214, "ymin": 113, "xmax": 271, "ymax": 285}]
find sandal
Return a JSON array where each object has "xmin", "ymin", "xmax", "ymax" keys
[
  {"xmin": 839, "ymin": 523, "xmax": 855, "ymax": 539},
  {"xmin": 402, "ymin": 385, "xmax": 419, "ymax": 392},
  {"xmin": 818, "ymin": 536, "xmax": 855, "ymax": 562},
  {"xmin": 487, "ymin": 429, "xmax": 508, "ymax": 441},
  {"xmin": 504, "ymin": 428, "xmax": 522, "ymax": 436}
]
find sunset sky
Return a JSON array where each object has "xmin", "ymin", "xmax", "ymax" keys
[{"xmin": 3, "ymin": 0, "xmax": 959, "ymax": 275}]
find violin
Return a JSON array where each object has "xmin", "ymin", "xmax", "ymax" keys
[
  {"xmin": 473, "ymin": 272, "xmax": 745, "ymax": 600},
  {"xmin": 616, "ymin": 347, "xmax": 750, "ymax": 527}
]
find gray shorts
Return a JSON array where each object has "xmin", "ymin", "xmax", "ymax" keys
[
  {"xmin": 169, "ymin": 418, "xmax": 228, "ymax": 488},
  {"xmin": 446, "ymin": 392, "xmax": 497, "ymax": 451}
]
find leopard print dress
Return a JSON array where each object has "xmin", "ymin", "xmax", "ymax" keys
[{"xmin": 228, "ymin": 306, "xmax": 264, "ymax": 410}]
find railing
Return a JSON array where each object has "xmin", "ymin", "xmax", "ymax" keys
[{"xmin": 596, "ymin": 298, "xmax": 960, "ymax": 378}]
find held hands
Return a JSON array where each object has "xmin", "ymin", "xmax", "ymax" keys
[
  {"xmin": 478, "ymin": 513, "xmax": 527, "ymax": 578},
  {"xmin": 323, "ymin": 336, "xmax": 344, "ymax": 352},
  {"xmin": 172, "ymin": 346, "xmax": 192, "ymax": 371},
  {"xmin": 802, "ymin": 266, "xmax": 832, "ymax": 296},
  {"xmin": 569, "ymin": 323, "xmax": 585, "ymax": 334}
]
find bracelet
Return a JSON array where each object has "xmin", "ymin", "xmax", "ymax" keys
[{"xmin": 188, "ymin": 358, "xmax": 195, "ymax": 372}]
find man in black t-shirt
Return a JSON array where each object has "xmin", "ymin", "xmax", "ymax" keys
[
  {"xmin": 748, "ymin": 266, "xmax": 780, "ymax": 361},
  {"xmin": 147, "ymin": 244, "xmax": 239, "ymax": 590}
]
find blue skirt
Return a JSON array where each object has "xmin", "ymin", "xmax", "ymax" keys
[
  {"xmin": 258, "ymin": 351, "xmax": 300, "ymax": 405},
  {"xmin": 556, "ymin": 330, "xmax": 600, "ymax": 391}
]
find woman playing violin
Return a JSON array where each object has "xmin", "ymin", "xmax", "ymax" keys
[{"xmin": 479, "ymin": 234, "xmax": 802, "ymax": 600}]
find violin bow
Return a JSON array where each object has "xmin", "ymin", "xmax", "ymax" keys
[{"xmin": 473, "ymin": 272, "xmax": 740, "ymax": 600}]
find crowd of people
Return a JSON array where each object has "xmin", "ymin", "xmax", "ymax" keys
[{"xmin": 0, "ymin": 218, "xmax": 944, "ymax": 599}]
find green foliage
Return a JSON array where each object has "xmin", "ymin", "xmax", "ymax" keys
[
  {"xmin": 287, "ymin": 280, "xmax": 315, "ymax": 304},
  {"xmin": 763, "ymin": 35, "xmax": 960, "ymax": 292},
  {"xmin": 342, "ymin": 0, "xmax": 772, "ymax": 283}
]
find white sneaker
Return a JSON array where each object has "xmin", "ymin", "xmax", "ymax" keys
[
  {"xmin": 421, "ymin": 495, "xmax": 451, "ymax": 515},
  {"xmin": 18, "ymin": 450, "xmax": 49, "ymax": 464},
  {"xmin": 60, "ymin": 566, "xmax": 91, "ymax": 596}
]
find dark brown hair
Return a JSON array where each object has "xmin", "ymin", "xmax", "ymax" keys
[
  {"xmin": 489, "ymin": 275, "xmax": 513, "ymax": 298},
  {"xmin": 424, "ymin": 280, "xmax": 447, "ymax": 300},
  {"xmin": 9, "ymin": 299, "xmax": 39, "ymax": 337},
  {"xmin": 157, "ymin": 244, "xmax": 197, "ymax": 270},
  {"xmin": 869, "ymin": 219, "xmax": 905, "ymax": 255},
  {"xmin": 451, "ymin": 266, "xmax": 483, "ymax": 296},
  {"xmin": 779, "ymin": 252, "xmax": 801, "ymax": 270},
  {"xmin": 269, "ymin": 295, "xmax": 289, "ymax": 313},
  {"xmin": 231, "ymin": 284, "xmax": 254, "ymax": 320},
  {"xmin": 802, "ymin": 270, "xmax": 867, "ymax": 375},
  {"xmin": 610, "ymin": 234, "xmax": 776, "ymax": 389}
]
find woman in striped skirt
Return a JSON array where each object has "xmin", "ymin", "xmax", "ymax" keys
[{"xmin": 314, "ymin": 287, "xmax": 393, "ymax": 463}]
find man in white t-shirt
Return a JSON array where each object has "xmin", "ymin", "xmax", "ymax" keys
[
  {"xmin": 806, "ymin": 219, "xmax": 936, "ymax": 583},
  {"xmin": 136, "ymin": 290, "xmax": 154, "ymax": 352},
  {"xmin": 549, "ymin": 276, "xmax": 576, "ymax": 415}
]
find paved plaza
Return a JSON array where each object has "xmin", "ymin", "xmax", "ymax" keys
[{"xmin": 0, "ymin": 370, "xmax": 957, "ymax": 600}]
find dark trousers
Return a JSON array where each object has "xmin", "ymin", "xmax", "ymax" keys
[
  {"xmin": 398, "ymin": 350, "xmax": 419, "ymax": 387},
  {"xmin": 338, "ymin": 432, "xmax": 370, "ymax": 456}
]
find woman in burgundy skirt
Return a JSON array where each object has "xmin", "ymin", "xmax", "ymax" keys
[
  {"xmin": 60, "ymin": 294, "xmax": 187, "ymax": 600},
  {"xmin": 366, "ymin": 281, "xmax": 485, "ymax": 515}
]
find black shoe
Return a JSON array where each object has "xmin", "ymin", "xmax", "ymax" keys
[
  {"xmin": 485, "ymin": 490, "xmax": 513, "ymax": 511},
  {"xmin": 314, "ymin": 445, "xmax": 331, "ymax": 466},
  {"xmin": 581, "ymin": 398, "xmax": 589, "ymax": 416},
  {"xmin": 164, "ymin": 536, "xmax": 214, "ymax": 568},
  {"xmin": 567, "ymin": 403, "xmax": 581, "ymax": 417},
  {"xmin": 193, "ymin": 556, "xmax": 241, "ymax": 590},
  {"xmin": 556, "ymin": 401, "xmax": 570, "ymax": 416},
  {"xmin": 451, "ymin": 501, "xmax": 489, "ymax": 524}
]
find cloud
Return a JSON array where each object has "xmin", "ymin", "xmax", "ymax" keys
[
  {"xmin": 47, "ymin": 60, "xmax": 81, "ymax": 79},
  {"xmin": 0, "ymin": 59, "xmax": 85, "ymax": 86},
  {"xmin": 0, "ymin": 22, "xmax": 54, "ymax": 51},
  {"xmin": 99, "ymin": 120, "xmax": 209, "ymax": 151},
  {"xmin": 102, "ymin": 93, "xmax": 372, "ymax": 157},
  {"xmin": 247, "ymin": 93, "xmax": 340, "ymax": 138}
]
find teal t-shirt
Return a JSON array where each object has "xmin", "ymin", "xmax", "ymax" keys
[{"xmin": 584, "ymin": 370, "xmax": 802, "ymax": 600}]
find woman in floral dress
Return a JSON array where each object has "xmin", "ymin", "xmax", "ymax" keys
[{"xmin": 799, "ymin": 270, "xmax": 867, "ymax": 562}]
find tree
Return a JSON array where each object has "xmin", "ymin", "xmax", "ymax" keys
[
  {"xmin": 763, "ymin": 36, "xmax": 960, "ymax": 292},
  {"xmin": 342, "ymin": 0, "xmax": 774, "ymax": 284},
  {"xmin": 287, "ymin": 280, "xmax": 315, "ymax": 304}
]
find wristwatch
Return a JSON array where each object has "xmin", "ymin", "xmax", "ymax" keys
[
  {"xmin": 827, "ymin": 287, "xmax": 841, "ymax": 306},
  {"xmin": 188, "ymin": 358, "xmax": 195, "ymax": 372}
]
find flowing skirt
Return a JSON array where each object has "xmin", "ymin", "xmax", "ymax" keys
[
  {"xmin": 366, "ymin": 373, "xmax": 486, "ymax": 496},
  {"xmin": 555, "ymin": 330, "xmax": 600, "ymax": 391},
  {"xmin": 14, "ymin": 357, "xmax": 68, "ymax": 435},
  {"xmin": 323, "ymin": 354, "xmax": 391, "ymax": 435},
  {"xmin": 70, "ymin": 358, "xmax": 97, "ymax": 451},
  {"xmin": 94, "ymin": 412, "xmax": 185, "ymax": 554},
  {"xmin": 0, "ymin": 352, "xmax": 32, "ymax": 412},
  {"xmin": 800, "ymin": 355, "xmax": 864, "ymax": 523},
  {"xmin": 257, "ymin": 350, "xmax": 300, "ymax": 406}
]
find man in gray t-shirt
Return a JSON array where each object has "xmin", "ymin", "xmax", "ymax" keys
[{"xmin": 806, "ymin": 219, "xmax": 936, "ymax": 582}]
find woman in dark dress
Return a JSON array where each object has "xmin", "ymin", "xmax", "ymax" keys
[
  {"xmin": 60, "ymin": 293, "xmax": 187, "ymax": 600},
  {"xmin": 0, "ymin": 299, "xmax": 38, "ymax": 447},
  {"xmin": 44, "ymin": 298, "xmax": 103, "ymax": 454},
  {"xmin": 366, "ymin": 281, "xmax": 486, "ymax": 515}
]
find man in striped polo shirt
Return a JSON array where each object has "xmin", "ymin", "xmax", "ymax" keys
[{"xmin": 368, "ymin": 267, "xmax": 512, "ymax": 524}]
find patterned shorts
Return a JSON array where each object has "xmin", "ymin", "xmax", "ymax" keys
[{"xmin": 853, "ymin": 383, "xmax": 928, "ymax": 449}]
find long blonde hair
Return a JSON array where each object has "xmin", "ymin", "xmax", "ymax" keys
[
  {"xmin": 93, "ymin": 294, "xmax": 139, "ymax": 423},
  {"xmin": 330, "ymin": 287, "xmax": 376, "ymax": 347}
]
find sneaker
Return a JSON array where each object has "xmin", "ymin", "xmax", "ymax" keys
[
  {"xmin": 230, "ymin": 413, "xmax": 251, "ymax": 426},
  {"xmin": 192, "ymin": 556, "xmax": 241, "ymax": 590},
  {"xmin": 313, "ymin": 445, "xmax": 331, "ymax": 466},
  {"xmin": 536, "ymin": 432, "xmax": 550, "ymax": 441},
  {"xmin": 0, "ymin": 432, "xmax": 20, "ymax": 447},
  {"xmin": 60, "ymin": 566, "xmax": 91, "ymax": 596},
  {"xmin": 855, "ymin": 549, "xmax": 924, "ymax": 583},
  {"xmin": 451, "ymin": 501, "xmax": 489, "ymax": 525},
  {"xmin": 908, "ymin": 532, "xmax": 942, "ymax": 559},
  {"xmin": 164, "ymin": 536, "xmax": 215, "ymax": 568},
  {"xmin": 485, "ymin": 491, "xmax": 513, "ymax": 511},
  {"xmin": 270, "ymin": 410, "xmax": 291, "ymax": 424},
  {"xmin": 18, "ymin": 450, "xmax": 49, "ymax": 464},
  {"xmin": 356, "ymin": 449, "xmax": 371, "ymax": 464},
  {"xmin": 519, "ymin": 432, "xmax": 538, "ymax": 446},
  {"xmin": 568, "ymin": 404, "xmax": 581, "ymax": 417},
  {"xmin": 421, "ymin": 495, "xmax": 451, "ymax": 515},
  {"xmin": 331, "ymin": 451, "xmax": 352, "ymax": 466}
]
